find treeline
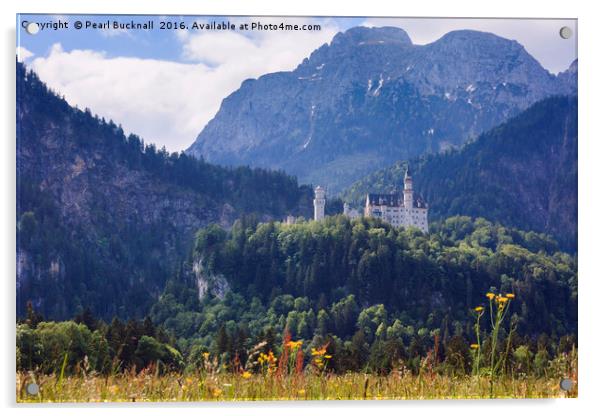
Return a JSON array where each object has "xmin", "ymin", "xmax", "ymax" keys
[
  {"xmin": 17, "ymin": 62, "xmax": 312, "ymax": 218},
  {"xmin": 18, "ymin": 301, "xmax": 576, "ymax": 377},
  {"xmin": 17, "ymin": 304, "xmax": 182, "ymax": 375},
  {"xmin": 147, "ymin": 215, "xmax": 576, "ymax": 374},
  {"xmin": 342, "ymin": 96, "xmax": 577, "ymax": 252}
]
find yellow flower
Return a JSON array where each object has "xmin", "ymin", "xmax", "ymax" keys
[
  {"xmin": 474, "ymin": 306, "xmax": 484, "ymax": 312},
  {"xmin": 202, "ymin": 352, "xmax": 210, "ymax": 360},
  {"xmin": 298, "ymin": 389, "xmax": 306, "ymax": 395},
  {"xmin": 486, "ymin": 292, "xmax": 495, "ymax": 300},
  {"xmin": 324, "ymin": 354, "xmax": 332, "ymax": 359},
  {"xmin": 241, "ymin": 371, "xmax": 252, "ymax": 379},
  {"xmin": 311, "ymin": 347, "xmax": 327, "ymax": 356},
  {"xmin": 212, "ymin": 388, "xmax": 222, "ymax": 397},
  {"xmin": 498, "ymin": 296, "xmax": 508, "ymax": 303},
  {"xmin": 506, "ymin": 293, "xmax": 515, "ymax": 299},
  {"xmin": 470, "ymin": 344, "xmax": 479, "ymax": 350},
  {"xmin": 108, "ymin": 385, "xmax": 119, "ymax": 395},
  {"xmin": 286, "ymin": 340, "xmax": 303, "ymax": 349}
]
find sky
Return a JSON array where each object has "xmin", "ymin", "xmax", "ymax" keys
[{"xmin": 17, "ymin": 15, "xmax": 577, "ymax": 152}]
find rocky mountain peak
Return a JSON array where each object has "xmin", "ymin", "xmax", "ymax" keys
[
  {"xmin": 331, "ymin": 26, "xmax": 413, "ymax": 47},
  {"xmin": 188, "ymin": 26, "xmax": 577, "ymax": 192}
]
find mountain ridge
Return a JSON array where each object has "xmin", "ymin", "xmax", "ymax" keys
[{"xmin": 188, "ymin": 26, "xmax": 576, "ymax": 192}]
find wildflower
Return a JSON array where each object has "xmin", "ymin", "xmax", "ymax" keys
[
  {"xmin": 470, "ymin": 344, "xmax": 479, "ymax": 350},
  {"xmin": 311, "ymin": 347, "xmax": 327, "ymax": 356},
  {"xmin": 298, "ymin": 389, "xmax": 306, "ymax": 395},
  {"xmin": 486, "ymin": 292, "xmax": 495, "ymax": 300},
  {"xmin": 241, "ymin": 371, "xmax": 252, "ymax": 379},
  {"xmin": 202, "ymin": 352, "xmax": 210, "ymax": 360},
  {"xmin": 286, "ymin": 340, "xmax": 303, "ymax": 349},
  {"xmin": 324, "ymin": 354, "xmax": 332, "ymax": 359},
  {"xmin": 212, "ymin": 388, "xmax": 222, "ymax": 397},
  {"xmin": 506, "ymin": 293, "xmax": 515, "ymax": 299},
  {"xmin": 474, "ymin": 306, "xmax": 484, "ymax": 312},
  {"xmin": 498, "ymin": 296, "xmax": 508, "ymax": 303}
]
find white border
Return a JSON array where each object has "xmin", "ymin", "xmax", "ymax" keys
[{"xmin": 2, "ymin": 0, "xmax": 601, "ymax": 415}]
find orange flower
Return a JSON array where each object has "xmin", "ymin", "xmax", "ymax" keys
[
  {"xmin": 286, "ymin": 340, "xmax": 303, "ymax": 349},
  {"xmin": 486, "ymin": 292, "xmax": 495, "ymax": 300},
  {"xmin": 474, "ymin": 306, "xmax": 484, "ymax": 312},
  {"xmin": 506, "ymin": 293, "xmax": 515, "ymax": 299}
]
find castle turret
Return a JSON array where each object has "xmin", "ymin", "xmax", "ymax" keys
[
  {"xmin": 403, "ymin": 166, "xmax": 413, "ymax": 208},
  {"xmin": 313, "ymin": 186, "xmax": 325, "ymax": 221}
]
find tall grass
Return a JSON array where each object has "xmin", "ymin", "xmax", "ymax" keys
[{"xmin": 16, "ymin": 371, "xmax": 576, "ymax": 402}]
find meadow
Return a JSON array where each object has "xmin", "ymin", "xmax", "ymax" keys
[
  {"xmin": 17, "ymin": 370, "xmax": 576, "ymax": 402},
  {"xmin": 16, "ymin": 289, "xmax": 578, "ymax": 403}
]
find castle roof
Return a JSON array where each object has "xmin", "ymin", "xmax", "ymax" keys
[{"xmin": 366, "ymin": 192, "xmax": 427, "ymax": 209}]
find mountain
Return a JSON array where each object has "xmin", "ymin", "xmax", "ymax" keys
[
  {"xmin": 187, "ymin": 26, "xmax": 577, "ymax": 192},
  {"xmin": 343, "ymin": 96, "xmax": 577, "ymax": 251},
  {"xmin": 16, "ymin": 62, "xmax": 312, "ymax": 320}
]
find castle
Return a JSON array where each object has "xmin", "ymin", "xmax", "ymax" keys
[
  {"xmin": 363, "ymin": 167, "xmax": 428, "ymax": 232},
  {"xmin": 311, "ymin": 166, "xmax": 429, "ymax": 233}
]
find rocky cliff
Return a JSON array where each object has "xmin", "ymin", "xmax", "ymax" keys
[{"xmin": 188, "ymin": 26, "xmax": 577, "ymax": 192}]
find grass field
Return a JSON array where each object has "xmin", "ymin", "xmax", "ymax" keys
[{"xmin": 16, "ymin": 371, "xmax": 576, "ymax": 402}]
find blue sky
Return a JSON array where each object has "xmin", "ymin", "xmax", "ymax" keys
[{"xmin": 17, "ymin": 14, "xmax": 577, "ymax": 152}]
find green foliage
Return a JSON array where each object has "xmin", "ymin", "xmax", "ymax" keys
[
  {"xmin": 16, "ymin": 311, "xmax": 179, "ymax": 375},
  {"xmin": 148, "ymin": 215, "xmax": 576, "ymax": 374},
  {"xmin": 343, "ymin": 96, "xmax": 577, "ymax": 252}
]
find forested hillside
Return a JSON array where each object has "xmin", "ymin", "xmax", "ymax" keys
[
  {"xmin": 16, "ymin": 62, "xmax": 312, "ymax": 320},
  {"xmin": 343, "ymin": 96, "xmax": 577, "ymax": 251},
  {"xmin": 150, "ymin": 215, "xmax": 577, "ymax": 372}
]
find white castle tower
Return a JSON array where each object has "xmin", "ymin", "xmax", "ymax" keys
[
  {"xmin": 313, "ymin": 186, "xmax": 325, "ymax": 221},
  {"xmin": 403, "ymin": 165, "xmax": 414, "ymax": 208}
]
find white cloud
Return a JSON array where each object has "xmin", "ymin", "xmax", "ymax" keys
[
  {"xmin": 17, "ymin": 46, "xmax": 34, "ymax": 62},
  {"xmin": 31, "ymin": 43, "xmax": 214, "ymax": 151},
  {"xmin": 28, "ymin": 18, "xmax": 341, "ymax": 152}
]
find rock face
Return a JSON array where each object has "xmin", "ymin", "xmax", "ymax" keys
[
  {"xmin": 16, "ymin": 63, "xmax": 311, "ymax": 319},
  {"xmin": 188, "ymin": 27, "xmax": 577, "ymax": 192},
  {"xmin": 193, "ymin": 257, "xmax": 230, "ymax": 300}
]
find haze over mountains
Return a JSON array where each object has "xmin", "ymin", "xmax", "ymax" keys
[{"xmin": 187, "ymin": 26, "xmax": 577, "ymax": 192}]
